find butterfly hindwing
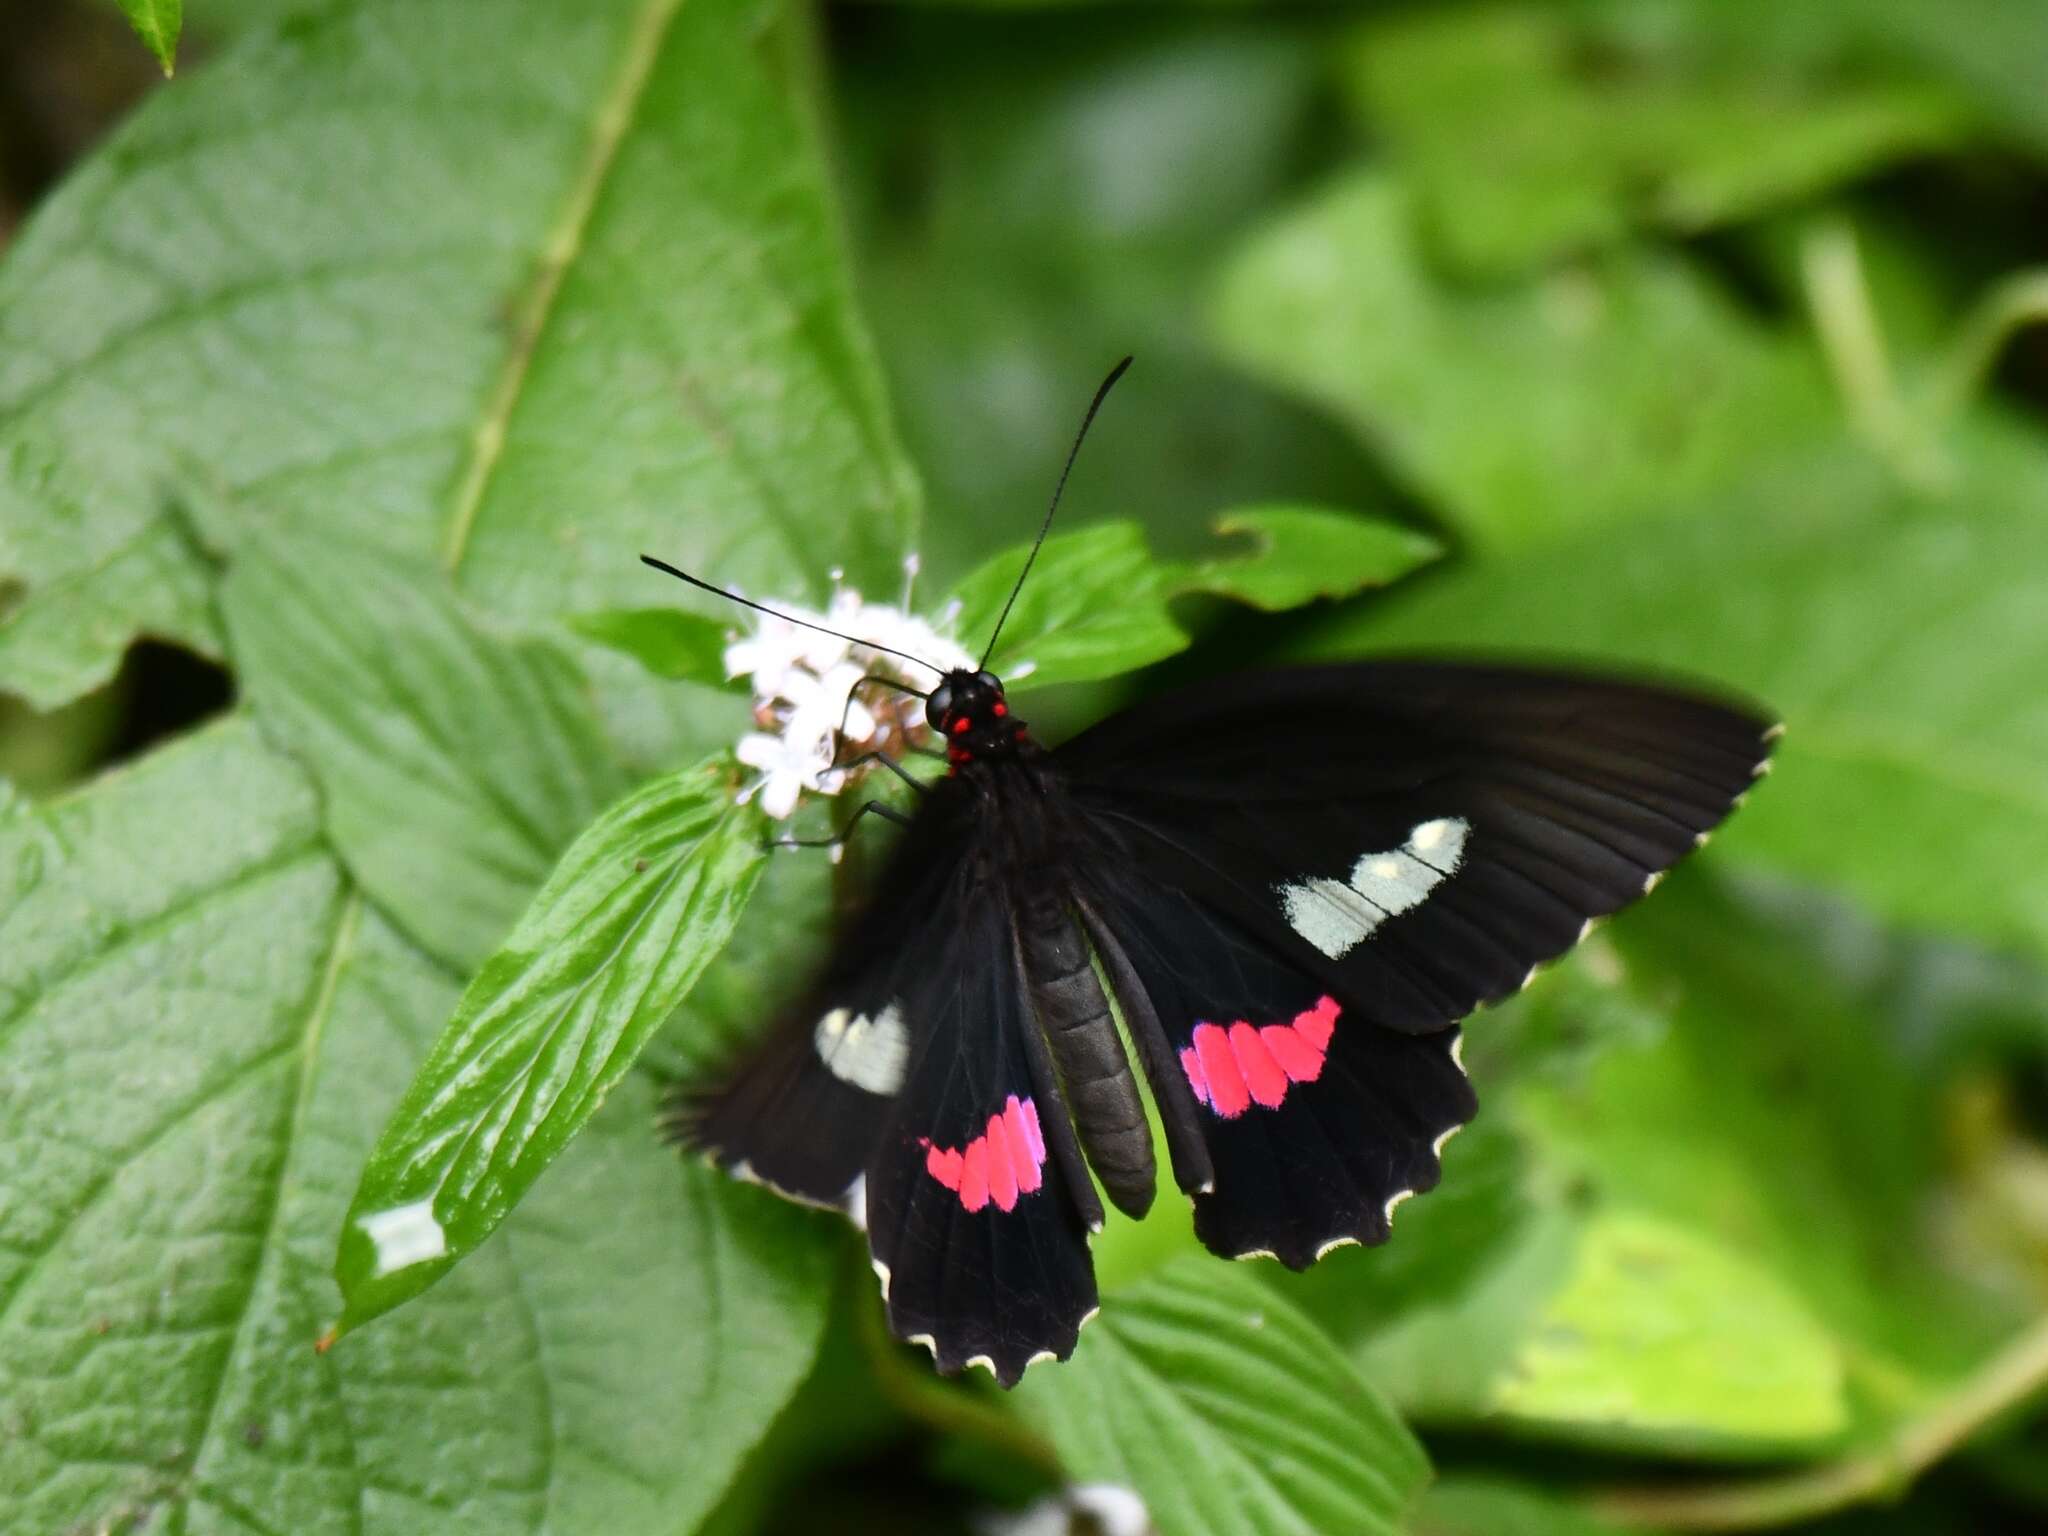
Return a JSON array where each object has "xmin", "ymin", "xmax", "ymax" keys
[
  {"xmin": 865, "ymin": 876, "xmax": 1100, "ymax": 1384},
  {"xmin": 676, "ymin": 793, "xmax": 1098, "ymax": 1385},
  {"xmin": 1081, "ymin": 874, "xmax": 1475, "ymax": 1266}
]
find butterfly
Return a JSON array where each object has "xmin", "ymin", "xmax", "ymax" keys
[{"xmin": 657, "ymin": 360, "xmax": 1777, "ymax": 1386}]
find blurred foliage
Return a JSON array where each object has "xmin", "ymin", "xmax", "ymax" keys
[{"xmin": 6, "ymin": 1, "xmax": 2048, "ymax": 1534}]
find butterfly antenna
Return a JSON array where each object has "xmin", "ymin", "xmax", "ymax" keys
[
  {"xmin": 639, "ymin": 555, "xmax": 941, "ymax": 680},
  {"xmin": 978, "ymin": 355, "xmax": 1133, "ymax": 670}
]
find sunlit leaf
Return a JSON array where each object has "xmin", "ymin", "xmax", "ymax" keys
[
  {"xmin": 951, "ymin": 509, "xmax": 1437, "ymax": 689},
  {"xmin": 336, "ymin": 759, "xmax": 766, "ymax": 1333}
]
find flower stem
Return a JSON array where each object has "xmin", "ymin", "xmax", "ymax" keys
[{"xmin": 1592, "ymin": 1312, "xmax": 2048, "ymax": 1530}]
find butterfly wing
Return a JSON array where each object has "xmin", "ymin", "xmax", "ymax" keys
[
  {"xmin": 1056, "ymin": 659, "xmax": 1775, "ymax": 1262},
  {"xmin": 674, "ymin": 788, "xmax": 1100, "ymax": 1385}
]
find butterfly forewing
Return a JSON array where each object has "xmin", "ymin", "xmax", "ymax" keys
[{"xmin": 1057, "ymin": 662, "xmax": 1777, "ymax": 1032}]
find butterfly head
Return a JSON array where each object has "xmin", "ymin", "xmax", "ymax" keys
[{"xmin": 927, "ymin": 668, "xmax": 1025, "ymax": 766}]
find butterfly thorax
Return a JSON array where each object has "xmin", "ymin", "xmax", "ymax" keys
[{"xmin": 927, "ymin": 667, "xmax": 1029, "ymax": 772}]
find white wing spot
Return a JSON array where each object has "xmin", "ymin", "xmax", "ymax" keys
[
  {"xmin": 1277, "ymin": 817, "xmax": 1471, "ymax": 959},
  {"xmin": 813, "ymin": 1002, "xmax": 909, "ymax": 1094}
]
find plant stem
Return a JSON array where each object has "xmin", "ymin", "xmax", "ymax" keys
[
  {"xmin": 1800, "ymin": 219, "xmax": 1947, "ymax": 492},
  {"xmin": 1922, "ymin": 268, "xmax": 2048, "ymax": 424},
  {"xmin": 854, "ymin": 1284, "xmax": 1064, "ymax": 1477},
  {"xmin": 1592, "ymin": 1312, "xmax": 2048, "ymax": 1530}
]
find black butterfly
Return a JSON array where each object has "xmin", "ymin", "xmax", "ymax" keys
[{"xmin": 656, "ymin": 361, "xmax": 1777, "ymax": 1386}]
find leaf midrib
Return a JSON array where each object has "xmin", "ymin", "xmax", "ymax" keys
[{"xmin": 440, "ymin": 0, "xmax": 690, "ymax": 572}]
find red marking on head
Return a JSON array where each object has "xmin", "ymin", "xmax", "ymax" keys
[
  {"xmin": 992, "ymin": 700, "xmax": 1007, "ymax": 716},
  {"xmin": 950, "ymin": 716, "xmax": 971, "ymax": 734},
  {"xmin": 1180, "ymin": 997, "xmax": 1342, "ymax": 1118},
  {"xmin": 921, "ymin": 1095, "xmax": 1049, "ymax": 1212}
]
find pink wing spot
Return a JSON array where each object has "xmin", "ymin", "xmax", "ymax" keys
[
  {"xmin": 960, "ymin": 1140, "xmax": 990, "ymax": 1212},
  {"xmin": 1194, "ymin": 1022, "xmax": 1252, "ymax": 1118},
  {"xmin": 985, "ymin": 1112, "xmax": 1020, "ymax": 1210},
  {"xmin": 920, "ymin": 1096, "xmax": 1049, "ymax": 1212},
  {"xmin": 1230, "ymin": 1022, "xmax": 1288, "ymax": 1108},
  {"xmin": 1296, "ymin": 995, "xmax": 1340, "ymax": 1053},
  {"xmin": 1261, "ymin": 1022, "xmax": 1325, "ymax": 1084},
  {"xmin": 1004, "ymin": 1097, "xmax": 1043, "ymax": 1194},
  {"xmin": 1185, "ymin": 997, "xmax": 1343, "ymax": 1117}
]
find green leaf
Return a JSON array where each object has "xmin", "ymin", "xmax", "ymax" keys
[
  {"xmin": 1359, "ymin": 877, "xmax": 2018, "ymax": 1454},
  {"xmin": 1016, "ymin": 1260, "xmax": 1430, "ymax": 1536},
  {"xmin": 1489, "ymin": 1209, "xmax": 1849, "ymax": 1447},
  {"xmin": 570, "ymin": 605, "xmax": 740, "ymax": 690},
  {"xmin": 0, "ymin": 718, "xmax": 830, "ymax": 1534},
  {"xmin": 115, "ymin": 0, "xmax": 182, "ymax": 75},
  {"xmin": 1348, "ymin": 3, "xmax": 1972, "ymax": 277},
  {"xmin": 0, "ymin": 0, "xmax": 917, "ymax": 711},
  {"xmin": 1296, "ymin": 424, "xmax": 2048, "ymax": 965},
  {"xmin": 1211, "ymin": 171, "xmax": 1839, "ymax": 551},
  {"xmin": 336, "ymin": 758, "xmax": 767, "ymax": 1333},
  {"xmin": 222, "ymin": 524, "xmax": 629, "ymax": 972},
  {"xmin": 949, "ymin": 509, "xmax": 1437, "ymax": 690}
]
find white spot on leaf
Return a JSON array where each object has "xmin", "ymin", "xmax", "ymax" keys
[{"xmin": 358, "ymin": 1199, "xmax": 446, "ymax": 1278}]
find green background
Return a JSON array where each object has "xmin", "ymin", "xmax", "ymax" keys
[{"xmin": 5, "ymin": 1, "xmax": 2048, "ymax": 1532}]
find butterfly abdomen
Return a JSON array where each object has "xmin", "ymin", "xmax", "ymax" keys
[{"xmin": 1016, "ymin": 890, "xmax": 1156, "ymax": 1220}]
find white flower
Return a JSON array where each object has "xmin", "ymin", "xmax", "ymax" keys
[
  {"xmin": 721, "ymin": 565, "xmax": 975, "ymax": 820},
  {"xmin": 976, "ymin": 1484, "xmax": 1151, "ymax": 1536}
]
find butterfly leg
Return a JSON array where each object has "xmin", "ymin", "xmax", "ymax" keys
[
  {"xmin": 838, "ymin": 750, "xmax": 935, "ymax": 797},
  {"xmin": 770, "ymin": 799, "xmax": 914, "ymax": 852}
]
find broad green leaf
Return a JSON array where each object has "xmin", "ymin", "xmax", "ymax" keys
[
  {"xmin": 1211, "ymin": 171, "xmax": 1838, "ymax": 551},
  {"xmin": 336, "ymin": 759, "xmax": 766, "ymax": 1333},
  {"xmin": 0, "ymin": 718, "xmax": 831, "ymax": 1534},
  {"xmin": 836, "ymin": 11, "xmax": 1388, "ymax": 586},
  {"xmin": 0, "ymin": 0, "xmax": 917, "ymax": 711},
  {"xmin": 570, "ymin": 605, "xmax": 739, "ymax": 690},
  {"xmin": 115, "ymin": 0, "xmax": 182, "ymax": 74},
  {"xmin": 1488, "ymin": 1210, "xmax": 1848, "ymax": 1447},
  {"xmin": 1361, "ymin": 877, "xmax": 2017, "ymax": 1454},
  {"xmin": 1017, "ymin": 1260, "xmax": 1429, "ymax": 1536},
  {"xmin": 1349, "ymin": 2, "xmax": 1971, "ymax": 277},
  {"xmin": 223, "ymin": 524, "xmax": 627, "ymax": 971},
  {"xmin": 1297, "ymin": 425, "xmax": 2048, "ymax": 964},
  {"xmin": 950, "ymin": 510, "xmax": 1437, "ymax": 690}
]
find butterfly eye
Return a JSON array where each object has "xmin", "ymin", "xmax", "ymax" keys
[
  {"xmin": 973, "ymin": 670, "xmax": 1000, "ymax": 691},
  {"xmin": 925, "ymin": 681, "xmax": 955, "ymax": 729}
]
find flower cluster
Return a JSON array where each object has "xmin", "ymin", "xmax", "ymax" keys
[{"xmin": 725, "ymin": 563, "xmax": 972, "ymax": 821}]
